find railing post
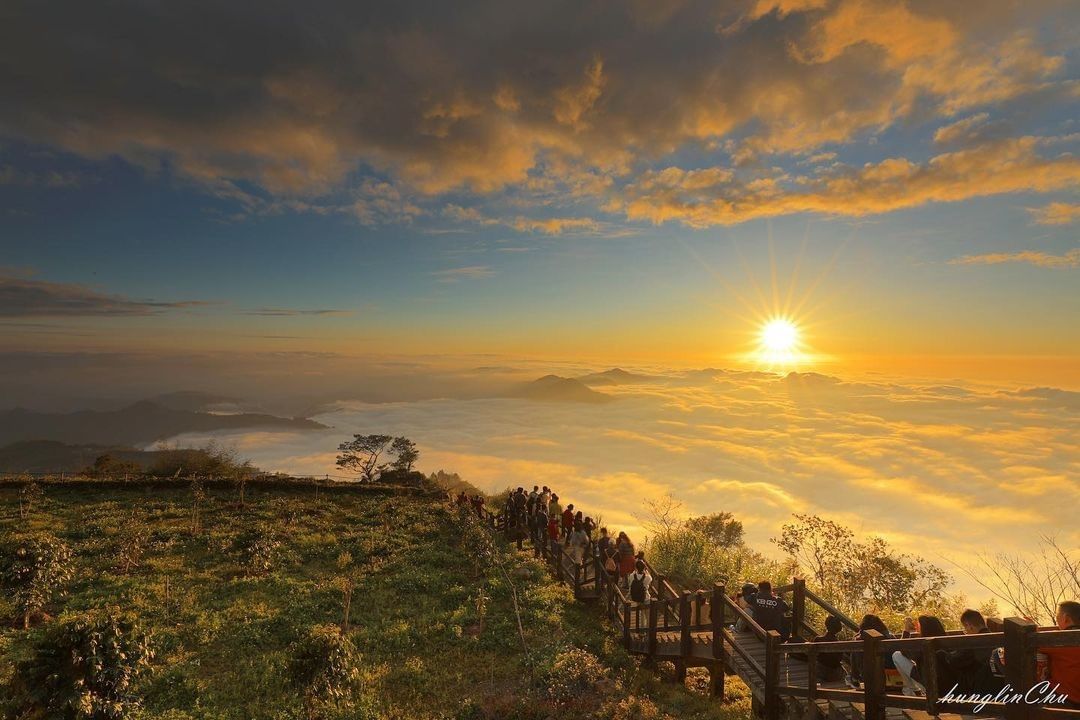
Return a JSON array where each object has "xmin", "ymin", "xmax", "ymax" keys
[
  {"xmin": 648, "ymin": 600, "xmax": 659, "ymax": 657},
  {"xmin": 793, "ymin": 577, "xmax": 806, "ymax": 637},
  {"xmin": 623, "ymin": 601, "xmax": 632, "ymax": 648},
  {"xmin": 806, "ymin": 644, "xmax": 818, "ymax": 717},
  {"xmin": 712, "ymin": 583, "xmax": 726, "ymax": 698},
  {"xmin": 555, "ymin": 544, "xmax": 564, "ymax": 582},
  {"xmin": 574, "ymin": 561, "xmax": 582, "ymax": 598},
  {"xmin": 923, "ymin": 638, "xmax": 940, "ymax": 716},
  {"xmin": 1004, "ymin": 617, "xmax": 1037, "ymax": 720},
  {"xmin": 765, "ymin": 630, "xmax": 782, "ymax": 720},
  {"xmin": 862, "ymin": 629, "xmax": 884, "ymax": 720},
  {"xmin": 680, "ymin": 591, "xmax": 693, "ymax": 658}
]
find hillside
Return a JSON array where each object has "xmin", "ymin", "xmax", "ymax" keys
[
  {"xmin": 0, "ymin": 401, "xmax": 327, "ymax": 447},
  {"xmin": 507, "ymin": 375, "xmax": 613, "ymax": 403},
  {"xmin": 0, "ymin": 480, "xmax": 749, "ymax": 720}
]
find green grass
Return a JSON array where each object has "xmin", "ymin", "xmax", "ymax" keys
[{"xmin": 0, "ymin": 482, "xmax": 751, "ymax": 719}]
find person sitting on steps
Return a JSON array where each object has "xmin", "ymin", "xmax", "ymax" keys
[
  {"xmin": 811, "ymin": 615, "xmax": 845, "ymax": 683},
  {"xmin": 750, "ymin": 580, "xmax": 790, "ymax": 641}
]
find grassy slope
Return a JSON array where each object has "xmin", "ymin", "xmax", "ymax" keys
[{"xmin": 0, "ymin": 483, "xmax": 751, "ymax": 719}]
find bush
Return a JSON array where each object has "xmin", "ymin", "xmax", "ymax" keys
[
  {"xmin": 115, "ymin": 513, "xmax": 152, "ymax": 574},
  {"xmin": 540, "ymin": 647, "xmax": 610, "ymax": 709},
  {"xmin": 288, "ymin": 625, "xmax": 362, "ymax": 718},
  {"xmin": 2, "ymin": 534, "xmax": 74, "ymax": 628},
  {"xmin": 10, "ymin": 608, "xmax": 153, "ymax": 719},
  {"xmin": 237, "ymin": 524, "xmax": 283, "ymax": 576}
]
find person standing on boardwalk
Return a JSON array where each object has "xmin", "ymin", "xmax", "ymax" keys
[
  {"xmin": 548, "ymin": 493, "xmax": 562, "ymax": 521},
  {"xmin": 561, "ymin": 503, "xmax": 575, "ymax": 539},
  {"xmin": 534, "ymin": 501, "xmax": 548, "ymax": 545},
  {"xmin": 616, "ymin": 532, "xmax": 636, "ymax": 586},
  {"xmin": 547, "ymin": 510, "xmax": 560, "ymax": 547},
  {"xmin": 567, "ymin": 521, "xmax": 589, "ymax": 565},
  {"xmin": 628, "ymin": 559, "xmax": 652, "ymax": 603}
]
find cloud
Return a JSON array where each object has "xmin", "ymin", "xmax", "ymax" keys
[
  {"xmin": 244, "ymin": 308, "xmax": 352, "ymax": 317},
  {"xmin": 0, "ymin": 0, "xmax": 1070, "ymax": 224},
  {"xmin": 0, "ymin": 164, "xmax": 91, "ymax": 188},
  {"xmin": 0, "ymin": 276, "xmax": 210, "ymax": 317},
  {"xmin": 949, "ymin": 248, "xmax": 1080, "ymax": 269},
  {"xmin": 612, "ymin": 135, "xmax": 1080, "ymax": 226},
  {"xmin": 430, "ymin": 265, "xmax": 496, "ymax": 282},
  {"xmin": 442, "ymin": 204, "xmax": 603, "ymax": 235},
  {"xmin": 1027, "ymin": 202, "xmax": 1080, "ymax": 225},
  {"xmin": 933, "ymin": 113, "xmax": 990, "ymax": 146}
]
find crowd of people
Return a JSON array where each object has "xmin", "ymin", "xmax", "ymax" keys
[
  {"xmin": 454, "ymin": 488, "xmax": 1080, "ymax": 711},
  {"xmin": 455, "ymin": 485, "xmax": 655, "ymax": 601}
]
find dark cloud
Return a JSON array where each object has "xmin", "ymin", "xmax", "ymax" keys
[
  {"xmin": 0, "ymin": 0, "xmax": 1073, "ymax": 225},
  {"xmin": 0, "ymin": 276, "xmax": 210, "ymax": 317}
]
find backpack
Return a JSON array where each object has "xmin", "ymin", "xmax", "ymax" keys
[{"xmin": 630, "ymin": 572, "xmax": 647, "ymax": 602}]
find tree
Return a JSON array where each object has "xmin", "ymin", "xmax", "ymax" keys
[
  {"xmin": 335, "ymin": 434, "xmax": 393, "ymax": 482},
  {"xmin": 685, "ymin": 511, "xmax": 744, "ymax": 548},
  {"xmin": 3, "ymin": 534, "xmax": 74, "ymax": 628},
  {"xmin": 954, "ymin": 536, "xmax": 1079, "ymax": 624},
  {"xmin": 335, "ymin": 552, "xmax": 356, "ymax": 631},
  {"xmin": 18, "ymin": 480, "xmax": 44, "ymax": 520},
  {"xmin": 390, "ymin": 436, "xmax": 419, "ymax": 473},
  {"xmin": 83, "ymin": 454, "xmax": 140, "ymax": 479},
  {"xmin": 288, "ymin": 625, "xmax": 362, "ymax": 719},
  {"xmin": 11, "ymin": 608, "xmax": 153, "ymax": 719},
  {"xmin": 773, "ymin": 513, "xmax": 954, "ymax": 623},
  {"xmin": 773, "ymin": 514, "xmax": 855, "ymax": 595}
]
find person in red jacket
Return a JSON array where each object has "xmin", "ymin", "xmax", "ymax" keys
[
  {"xmin": 1043, "ymin": 601, "xmax": 1080, "ymax": 710},
  {"xmin": 561, "ymin": 503, "xmax": 575, "ymax": 538}
]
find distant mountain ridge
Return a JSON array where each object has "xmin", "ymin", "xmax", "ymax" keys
[
  {"xmin": 0, "ymin": 400, "xmax": 327, "ymax": 447},
  {"xmin": 506, "ymin": 375, "xmax": 613, "ymax": 403},
  {"xmin": 576, "ymin": 368, "xmax": 656, "ymax": 386}
]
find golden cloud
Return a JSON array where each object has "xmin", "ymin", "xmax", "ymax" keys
[{"xmin": 613, "ymin": 136, "xmax": 1080, "ymax": 226}]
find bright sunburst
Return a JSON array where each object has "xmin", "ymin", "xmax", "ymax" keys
[
  {"xmin": 761, "ymin": 319, "xmax": 798, "ymax": 353},
  {"xmin": 757, "ymin": 317, "xmax": 803, "ymax": 365}
]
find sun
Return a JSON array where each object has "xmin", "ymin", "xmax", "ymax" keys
[
  {"xmin": 756, "ymin": 317, "xmax": 803, "ymax": 364},
  {"xmin": 761, "ymin": 318, "xmax": 798, "ymax": 353}
]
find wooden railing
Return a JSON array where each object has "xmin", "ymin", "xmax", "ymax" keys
[{"xmin": 455, "ymin": 498, "xmax": 1080, "ymax": 720}]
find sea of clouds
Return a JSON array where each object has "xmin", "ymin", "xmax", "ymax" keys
[{"xmin": 164, "ymin": 368, "xmax": 1079, "ymax": 598}]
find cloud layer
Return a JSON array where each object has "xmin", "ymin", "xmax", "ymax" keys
[
  {"xmin": 1, "ymin": 0, "xmax": 1076, "ymax": 227},
  {"xmin": 166, "ymin": 367, "xmax": 1080, "ymax": 597}
]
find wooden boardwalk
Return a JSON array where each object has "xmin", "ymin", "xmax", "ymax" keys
[{"xmin": 467, "ymin": 504, "xmax": 1080, "ymax": 720}]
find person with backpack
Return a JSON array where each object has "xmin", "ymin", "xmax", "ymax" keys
[
  {"xmin": 603, "ymin": 541, "xmax": 619, "ymax": 585},
  {"xmin": 629, "ymin": 559, "xmax": 652, "ymax": 603}
]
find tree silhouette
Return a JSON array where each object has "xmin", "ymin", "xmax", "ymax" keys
[
  {"xmin": 335, "ymin": 434, "xmax": 393, "ymax": 482},
  {"xmin": 390, "ymin": 436, "xmax": 419, "ymax": 472}
]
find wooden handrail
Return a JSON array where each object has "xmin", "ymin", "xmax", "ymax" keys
[
  {"xmin": 721, "ymin": 625, "xmax": 767, "ymax": 679},
  {"xmin": 721, "ymin": 590, "xmax": 770, "ymax": 642}
]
